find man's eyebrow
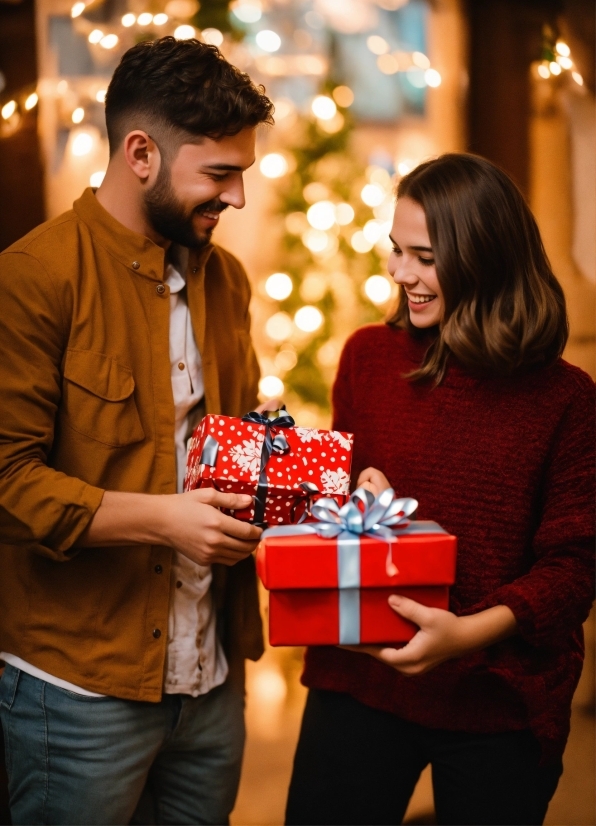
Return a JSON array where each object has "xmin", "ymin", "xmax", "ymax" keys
[
  {"xmin": 201, "ymin": 158, "xmax": 256, "ymax": 172},
  {"xmin": 388, "ymin": 235, "xmax": 433, "ymax": 253}
]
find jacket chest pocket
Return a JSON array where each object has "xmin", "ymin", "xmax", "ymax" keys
[{"xmin": 61, "ymin": 349, "xmax": 145, "ymax": 447}]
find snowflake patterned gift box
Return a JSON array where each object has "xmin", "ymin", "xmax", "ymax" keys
[
  {"xmin": 256, "ymin": 489, "xmax": 457, "ymax": 646},
  {"xmin": 184, "ymin": 411, "xmax": 354, "ymax": 526}
]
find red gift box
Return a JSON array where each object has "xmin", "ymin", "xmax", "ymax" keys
[
  {"xmin": 256, "ymin": 522, "xmax": 457, "ymax": 645},
  {"xmin": 184, "ymin": 413, "xmax": 353, "ymax": 526}
]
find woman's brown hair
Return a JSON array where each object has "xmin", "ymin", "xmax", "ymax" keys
[{"xmin": 387, "ymin": 153, "xmax": 568, "ymax": 384}]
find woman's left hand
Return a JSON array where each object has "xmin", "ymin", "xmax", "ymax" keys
[{"xmin": 344, "ymin": 596, "xmax": 517, "ymax": 675}]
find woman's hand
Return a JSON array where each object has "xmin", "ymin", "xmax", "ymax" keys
[
  {"xmin": 357, "ymin": 467, "xmax": 391, "ymax": 496},
  {"xmin": 344, "ymin": 596, "xmax": 517, "ymax": 675}
]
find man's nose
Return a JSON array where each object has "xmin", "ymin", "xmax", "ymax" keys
[{"xmin": 220, "ymin": 178, "xmax": 246, "ymax": 210}]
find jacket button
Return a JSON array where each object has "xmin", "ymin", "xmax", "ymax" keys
[
  {"xmin": 192, "ymin": 267, "xmax": 198, "ymax": 274},
  {"xmin": 132, "ymin": 261, "xmax": 140, "ymax": 269},
  {"xmin": 156, "ymin": 284, "xmax": 166, "ymax": 295},
  {"xmin": 154, "ymin": 564, "xmax": 163, "ymax": 574},
  {"xmin": 152, "ymin": 628, "xmax": 161, "ymax": 639}
]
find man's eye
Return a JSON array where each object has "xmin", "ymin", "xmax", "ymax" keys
[{"xmin": 210, "ymin": 174, "xmax": 227, "ymax": 181}]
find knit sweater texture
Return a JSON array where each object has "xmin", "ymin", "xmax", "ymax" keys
[{"xmin": 302, "ymin": 325, "xmax": 595, "ymax": 762}]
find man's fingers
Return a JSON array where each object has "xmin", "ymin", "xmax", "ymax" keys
[
  {"xmin": 388, "ymin": 595, "xmax": 432, "ymax": 628},
  {"xmin": 254, "ymin": 398, "xmax": 284, "ymax": 414},
  {"xmin": 218, "ymin": 511, "xmax": 262, "ymax": 541},
  {"xmin": 188, "ymin": 488, "xmax": 256, "ymax": 513}
]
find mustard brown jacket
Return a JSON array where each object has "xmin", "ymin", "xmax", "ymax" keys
[{"xmin": 0, "ymin": 188, "xmax": 263, "ymax": 700}]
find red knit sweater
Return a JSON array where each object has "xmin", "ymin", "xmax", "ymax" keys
[{"xmin": 302, "ymin": 325, "xmax": 595, "ymax": 762}]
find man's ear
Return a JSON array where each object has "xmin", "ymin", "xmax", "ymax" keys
[{"xmin": 122, "ymin": 130, "xmax": 160, "ymax": 182}]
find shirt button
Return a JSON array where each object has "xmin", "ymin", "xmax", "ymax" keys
[
  {"xmin": 178, "ymin": 362, "xmax": 185, "ymax": 371},
  {"xmin": 152, "ymin": 628, "xmax": 162, "ymax": 639},
  {"xmin": 154, "ymin": 564, "xmax": 163, "ymax": 574},
  {"xmin": 156, "ymin": 284, "xmax": 166, "ymax": 295},
  {"xmin": 192, "ymin": 267, "xmax": 198, "ymax": 274},
  {"xmin": 176, "ymin": 580, "xmax": 183, "ymax": 589},
  {"xmin": 132, "ymin": 261, "xmax": 140, "ymax": 270}
]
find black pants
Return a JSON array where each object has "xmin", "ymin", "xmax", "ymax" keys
[{"xmin": 285, "ymin": 690, "xmax": 562, "ymax": 826}]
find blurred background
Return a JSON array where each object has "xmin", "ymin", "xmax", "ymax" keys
[{"xmin": 0, "ymin": 0, "xmax": 593, "ymax": 823}]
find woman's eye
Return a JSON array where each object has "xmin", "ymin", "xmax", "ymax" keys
[
  {"xmin": 419, "ymin": 257, "xmax": 435, "ymax": 267},
  {"xmin": 391, "ymin": 246, "xmax": 402, "ymax": 256}
]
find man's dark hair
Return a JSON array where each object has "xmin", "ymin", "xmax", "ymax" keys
[{"xmin": 105, "ymin": 36, "xmax": 274, "ymax": 155}]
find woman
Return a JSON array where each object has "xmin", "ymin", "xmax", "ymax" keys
[{"xmin": 285, "ymin": 154, "xmax": 594, "ymax": 826}]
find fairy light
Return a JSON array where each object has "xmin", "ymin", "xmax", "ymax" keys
[
  {"xmin": 555, "ymin": 40, "xmax": 570, "ymax": 57},
  {"xmin": 557, "ymin": 56, "xmax": 572, "ymax": 70},
  {"xmin": 335, "ymin": 203, "xmax": 355, "ymax": 226},
  {"xmin": 377, "ymin": 54, "xmax": 399, "ymax": 74},
  {"xmin": 332, "ymin": 86, "xmax": 354, "ymax": 107},
  {"xmin": 88, "ymin": 30, "xmax": 104, "ymax": 44},
  {"xmin": 265, "ymin": 312, "xmax": 293, "ymax": 341},
  {"xmin": 294, "ymin": 306, "xmax": 323, "ymax": 333},
  {"xmin": 412, "ymin": 51, "xmax": 430, "ymax": 69},
  {"xmin": 231, "ymin": 0, "xmax": 262, "ymax": 23},
  {"xmin": 302, "ymin": 228, "xmax": 330, "ymax": 254},
  {"xmin": 361, "ymin": 183, "xmax": 385, "ymax": 207},
  {"xmin": 256, "ymin": 30, "xmax": 282, "ymax": 52},
  {"xmin": 24, "ymin": 93, "xmax": 38, "ymax": 111},
  {"xmin": 260, "ymin": 153, "xmax": 288, "ymax": 178},
  {"xmin": 362, "ymin": 219, "xmax": 383, "ymax": 244},
  {"xmin": 367, "ymin": 35, "xmax": 389, "ymax": 55},
  {"xmin": 364, "ymin": 275, "xmax": 392, "ymax": 304},
  {"xmin": 71, "ymin": 131, "xmax": 94, "ymax": 156},
  {"xmin": 174, "ymin": 25, "xmax": 196, "ymax": 40},
  {"xmin": 137, "ymin": 12, "xmax": 153, "ymax": 25},
  {"xmin": 285, "ymin": 212, "xmax": 309, "ymax": 235},
  {"xmin": 319, "ymin": 112, "xmax": 344, "ymax": 134},
  {"xmin": 90, "ymin": 171, "xmax": 105, "ymax": 187},
  {"xmin": 100, "ymin": 34, "xmax": 119, "ymax": 49},
  {"xmin": 537, "ymin": 64, "xmax": 550, "ymax": 79},
  {"xmin": 259, "ymin": 376, "xmax": 284, "ymax": 397},
  {"xmin": 406, "ymin": 67, "xmax": 426, "ymax": 88},
  {"xmin": 311, "ymin": 95, "xmax": 336, "ymax": 120},
  {"xmin": 300, "ymin": 274, "xmax": 327, "ymax": 302},
  {"xmin": 397, "ymin": 159, "xmax": 415, "ymax": 176},
  {"xmin": 202, "ymin": 28, "xmax": 224, "ymax": 46},
  {"xmin": 71, "ymin": 2, "xmax": 85, "ymax": 17},
  {"xmin": 71, "ymin": 107, "xmax": 85, "ymax": 124},
  {"xmin": 425, "ymin": 68, "xmax": 442, "ymax": 87},
  {"xmin": 307, "ymin": 201, "xmax": 336, "ymax": 231},
  {"xmin": 96, "ymin": 89, "xmax": 107, "ymax": 103},
  {"xmin": 265, "ymin": 273, "xmax": 293, "ymax": 300},
  {"xmin": 122, "ymin": 13, "xmax": 136, "ymax": 26},
  {"xmin": 351, "ymin": 231, "xmax": 374, "ymax": 253},
  {"xmin": 572, "ymin": 71, "xmax": 584, "ymax": 86},
  {"xmin": 1, "ymin": 100, "xmax": 16, "ymax": 120},
  {"xmin": 303, "ymin": 182, "xmax": 329, "ymax": 203},
  {"xmin": 549, "ymin": 61, "xmax": 562, "ymax": 76},
  {"xmin": 153, "ymin": 13, "xmax": 168, "ymax": 25},
  {"xmin": 275, "ymin": 349, "xmax": 297, "ymax": 371}
]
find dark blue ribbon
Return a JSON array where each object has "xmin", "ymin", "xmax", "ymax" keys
[{"xmin": 241, "ymin": 407, "xmax": 295, "ymax": 527}]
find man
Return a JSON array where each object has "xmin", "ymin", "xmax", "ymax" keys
[{"xmin": 0, "ymin": 36, "xmax": 275, "ymax": 825}]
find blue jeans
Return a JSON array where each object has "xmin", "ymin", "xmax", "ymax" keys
[{"xmin": 0, "ymin": 664, "xmax": 245, "ymax": 825}]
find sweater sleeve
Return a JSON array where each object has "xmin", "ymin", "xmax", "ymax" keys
[
  {"xmin": 465, "ymin": 374, "xmax": 595, "ymax": 648},
  {"xmin": 0, "ymin": 251, "xmax": 105, "ymax": 559}
]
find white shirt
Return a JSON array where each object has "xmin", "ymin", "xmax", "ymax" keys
[{"xmin": 2, "ymin": 246, "xmax": 227, "ymax": 698}]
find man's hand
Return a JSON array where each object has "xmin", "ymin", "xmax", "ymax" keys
[
  {"xmin": 344, "ymin": 596, "xmax": 517, "ymax": 675},
  {"xmin": 357, "ymin": 467, "xmax": 391, "ymax": 496},
  {"xmin": 254, "ymin": 398, "xmax": 284, "ymax": 415}
]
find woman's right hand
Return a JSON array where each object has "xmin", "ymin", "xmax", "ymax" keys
[{"xmin": 356, "ymin": 467, "xmax": 391, "ymax": 496}]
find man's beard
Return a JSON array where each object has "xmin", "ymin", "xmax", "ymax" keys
[{"xmin": 143, "ymin": 162, "xmax": 228, "ymax": 249}]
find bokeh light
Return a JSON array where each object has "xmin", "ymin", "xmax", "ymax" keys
[
  {"xmin": 425, "ymin": 68, "xmax": 442, "ymax": 87},
  {"xmin": 153, "ymin": 13, "xmax": 168, "ymax": 25},
  {"xmin": 88, "ymin": 29, "xmax": 104, "ymax": 44},
  {"xmin": 364, "ymin": 275, "xmax": 392, "ymax": 304},
  {"xmin": 367, "ymin": 35, "xmax": 389, "ymax": 55},
  {"xmin": 174, "ymin": 25, "xmax": 196, "ymax": 40},
  {"xmin": 361, "ymin": 183, "xmax": 385, "ymax": 207},
  {"xmin": 265, "ymin": 312, "xmax": 294, "ymax": 341},
  {"xmin": 71, "ymin": 131, "xmax": 94, "ymax": 156},
  {"xmin": 265, "ymin": 272, "xmax": 293, "ymax": 300},
  {"xmin": 1, "ymin": 100, "xmax": 16, "ymax": 120},
  {"xmin": 351, "ymin": 231, "xmax": 374, "ymax": 253},
  {"xmin": 307, "ymin": 201, "xmax": 336, "ymax": 231},
  {"xmin": 294, "ymin": 306, "xmax": 323, "ymax": 332},
  {"xmin": 89, "ymin": 170, "xmax": 105, "ymax": 187},
  {"xmin": 259, "ymin": 376, "xmax": 284, "ymax": 397},
  {"xmin": 71, "ymin": 2, "xmax": 85, "ymax": 17},
  {"xmin": 24, "ymin": 93, "xmax": 38, "ymax": 111},
  {"xmin": 121, "ymin": 13, "xmax": 136, "ymax": 26},
  {"xmin": 260, "ymin": 153, "xmax": 288, "ymax": 178},
  {"xmin": 256, "ymin": 30, "xmax": 282, "ymax": 52},
  {"xmin": 71, "ymin": 107, "xmax": 84, "ymax": 124},
  {"xmin": 202, "ymin": 28, "xmax": 224, "ymax": 46},
  {"xmin": 137, "ymin": 12, "xmax": 153, "ymax": 25},
  {"xmin": 311, "ymin": 95, "xmax": 337, "ymax": 120},
  {"xmin": 231, "ymin": 0, "xmax": 262, "ymax": 23},
  {"xmin": 332, "ymin": 86, "xmax": 354, "ymax": 107},
  {"xmin": 335, "ymin": 203, "xmax": 355, "ymax": 225}
]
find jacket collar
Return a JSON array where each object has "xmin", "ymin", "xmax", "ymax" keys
[{"xmin": 73, "ymin": 188, "xmax": 214, "ymax": 282}]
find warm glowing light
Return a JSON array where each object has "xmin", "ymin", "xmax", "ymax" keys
[
  {"xmin": 557, "ymin": 56, "xmax": 572, "ymax": 70},
  {"xmin": 251, "ymin": 666, "xmax": 287, "ymax": 703},
  {"xmin": 100, "ymin": 34, "xmax": 119, "ymax": 49},
  {"xmin": 96, "ymin": 89, "xmax": 107, "ymax": 103},
  {"xmin": 335, "ymin": 203, "xmax": 355, "ymax": 226},
  {"xmin": 265, "ymin": 312, "xmax": 293, "ymax": 341},
  {"xmin": 397, "ymin": 159, "xmax": 415, "ymax": 176},
  {"xmin": 365, "ymin": 275, "xmax": 392, "ymax": 304},
  {"xmin": 351, "ymin": 231, "xmax": 374, "ymax": 253},
  {"xmin": 231, "ymin": 0, "xmax": 262, "ymax": 23},
  {"xmin": 259, "ymin": 375, "xmax": 284, "ymax": 397},
  {"xmin": 537, "ymin": 64, "xmax": 550, "ymax": 79},
  {"xmin": 122, "ymin": 13, "xmax": 136, "ymax": 26},
  {"xmin": 285, "ymin": 212, "xmax": 309, "ymax": 235},
  {"xmin": 137, "ymin": 12, "xmax": 153, "ymax": 25},
  {"xmin": 311, "ymin": 95, "xmax": 336, "ymax": 120},
  {"xmin": 406, "ymin": 67, "xmax": 426, "ymax": 88},
  {"xmin": 555, "ymin": 41, "xmax": 570, "ymax": 57},
  {"xmin": 302, "ymin": 229, "xmax": 330, "ymax": 254},
  {"xmin": 256, "ymin": 30, "xmax": 281, "ymax": 52},
  {"xmin": 265, "ymin": 272, "xmax": 293, "ymax": 300},
  {"xmin": 1, "ymin": 100, "xmax": 16, "ymax": 120},
  {"xmin": 88, "ymin": 29, "xmax": 104, "ymax": 44},
  {"xmin": 549, "ymin": 61, "xmax": 562, "ymax": 76},
  {"xmin": 307, "ymin": 201, "xmax": 336, "ymax": 231},
  {"xmin": 71, "ymin": 107, "xmax": 85, "ymax": 124},
  {"xmin": 90, "ymin": 170, "xmax": 105, "ymax": 187},
  {"xmin": 332, "ymin": 85, "xmax": 354, "ymax": 107},
  {"xmin": 295, "ymin": 305, "xmax": 323, "ymax": 333},
  {"xmin": 362, "ymin": 220, "xmax": 383, "ymax": 244},
  {"xmin": 272, "ymin": 98, "xmax": 294, "ymax": 120},
  {"xmin": 361, "ymin": 183, "xmax": 385, "ymax": 207},
  {"xmin": 24, "ymin": 93, "xmax": 38, "ymax": 111},
  {"xmin": 275, "ymin": 349, "xmax": 297, "ymax": 372},
  {"xmin": 367, "ymin": 35, "xmax": 389, "ymax": 55},
  {"xmin": 174, "ymin": 25, "xmax": 196, "ymax": 39},
  {"xmin": 260, "ymin": 153, "xmax": 288, "ymax": 178},
  {"xmin": 71, "ymin": 2, "xmax": 85, "ymax": 17},
  {"xmin": 202, "ymin": 28, "xmax": 224, "ymax": 46},
  {"xmin": 317, "ymin": 339, "xmax": 341, "ymax": 367},
  {"xmin": 303, "ymin": 182, "xmax": 329, "ymax": 203},
  {"xmin": 71, "ymin": 131, "xmax": 94, "ymax": 156},
  {"xmin": 377, "ymin": 54, "xmax": 399, "ymax": 74},
  {"xmin": 368, "ymin": 166, "xmax": 391, "ymax": 188},
  {"xmin": 425, "ymin": 68, "xmax": 441, "ymax": 87},
  {"xmin": 572, "ymin": 71, "xmax": 584, "ymax": 86},
  {"xmin": 300, "ymin": 274, "xmax": 327, "ymax": 302},
  {"xmin": 412, "ymin": 51, "xmax": 430, "ymax": 69},
  {"xmin": 153, "ymin": 13, "xmax": 168, "ymax": 25},
  {"xmin": 319, "ymin": 112, "xmax": 344, "ymax": 134}
]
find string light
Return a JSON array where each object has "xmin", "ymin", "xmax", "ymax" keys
[
  {"xmin": 557, "ymin": 56, "xmax": 572, "ymax": 70},
  {"xmin": 96, "ymin": 90, "xmax": 107, "ymax": 103},
  {"xmin": 335, "ymin": 203, "xmax": 354, "ymax": 226},
  {"xmin": 555, "ymin": 41, "xmax": 570, "ymax": 57},
  {"xmin": 302, "ymin": 228, "xmax": 330, "ymax": 253},
  {"xmin": 406, "ymin": 67, "xmax": 426, "ymax": 88},
  {"xmin": 100, "ymin": 34, "xmax": 119, "ymax": 49},
  {"xmin": 275, "ymin": 348, "xmax": 297, "ymax": 371},
  {"xmin": 285, "ymin": 212, "xmax": 309, "ymax": 235},
  {"xmin": 71, "ymin": 131, "xmax": 94, "ymax": 156},
  {"xmin": 397, "ymin": 159, "xmax": 415, "ymax": 176},
  {"xmin": 364, "ymin": 275, "xmax": 392, "ymax": 304},
  {"xmin": 24, "ymin": 93, "xmax": 38, "ymax": 111},
  {"xmin": 425, "ymin": 68, "xmax": 442, "ymax": 87},
  {"xmin": 122, "ymin": 13, "xmax": 136, "ymax": 26},
  {"xmin": 412, "ymin": 51, "xmax": 430, "ymax": 69},
  {"xmin": 294, "ymin": 306, "xmax": 323, "ymax": 332},
  {"xmin": 300, "ymin": 273, "xmax": 327, "ymax": 302},
  {"xmin": 537, "ymin": 64, "xmax": 550, "ymax": 79},
  {"xmin": 153, "ymin": 13, "xmax": 168, "ymax": 25},
  {"xmin": 362, "ymin": 219, "xmax": 384, "ymax": 244},
  {"xmin": 88, "ymin": 30, "xmax": 104, "ymax": 44},
  {"xmin": 1, "ymin": 100, "xmax": 16, "ymax": 120},
  {"xmin": 71, "ymin": 107, "xmax": 85, "ymax": 124},
  {"xmin": 311, "ymin": 95, "xmax": 336, "ymax": 120},
  {"xmin": 332, "ymin": 86, "xmax": 354, "ymax": 107},
  {"xmin": 202, "ymin": 28, "xmax": 224, "ymax": 46},
  {"xmin": 174, "ymin": 25, "xmax": 196, "ymax": 40},
  {"xmin": 259, "ymin": 376, "xmax": 284, "ymax": 397},
  {"xmin": 572, "ymin": 71, "xmax": 584, "ymax": 86},
  {"xmin": 90, "ymin": 171, "xmax": 105, "ymax": 187},
  {"xmin": 549, "ymin": 61, "xmax": 562, "ymax": 76},
  {"xmin": 367, "ymin": 35, "xmax": 389, "ymax": 55},
  {"xmin": 351, "ymin": 231, "xmax": 374, "ymax": 253},
  {"xmin": 265, "ymin": 312, "xmax": 293, "ymax": 341},
  {"xmin": 231, "ymin": 0, "xmax": 263, "ymax": 23},
  {"xmin": 361, "ymin": 183, "xmax": 385, "ymax": 207},
  {"xmin": 265, "ymin": 273, "xmax": 293, "ymax": 300},
  {"xmin": 319, "ymin": 112, "xmax": 344, "ymax": 134},
  {"xmin": 377, "ymin": 54, "xmax": 399, "ymax": 74},
  {"xmin": 303, "ymin": 182, "xmax": 329, "ymax": 203},
  {"xmin": 307, "ymin": 201, "xmax": 336, "ymax": 231},
  {"xmin": 260, "ymin": 153, "xmax": 288, "ymax": 178},
  {"xmin": 256, "ymin": 30, "xmax": 282, "ymax": 52},
  {"xmin": 71, "ymin": 2, "xmax": 85, "ymax": 18}
]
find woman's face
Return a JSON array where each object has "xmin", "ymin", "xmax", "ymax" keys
[{"xmin": 387, "ymin": 196, "xmax": 444, "ymax": 328}]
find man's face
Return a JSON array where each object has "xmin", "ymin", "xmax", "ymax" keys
[{"xmin": 143, "ymin": 127, "xmax": 256, "ymax": 249}]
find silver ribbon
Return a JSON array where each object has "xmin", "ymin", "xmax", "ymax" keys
[
  {"xmin": 199, "ymin": 435, "xmax": 220, "ymax": 467},
  {"xmin": 262, "ymin": 488, "xmax": 424, "ymax": 644}
]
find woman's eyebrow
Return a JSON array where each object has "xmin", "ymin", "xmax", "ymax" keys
[{"xmin": 389, "ymin": 235, "xmax": 433, "ymax": 253}]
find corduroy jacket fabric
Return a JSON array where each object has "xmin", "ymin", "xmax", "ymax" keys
[{"xmin": 0, "ymin": 188, "xmax": 263, "ymax": 701}]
